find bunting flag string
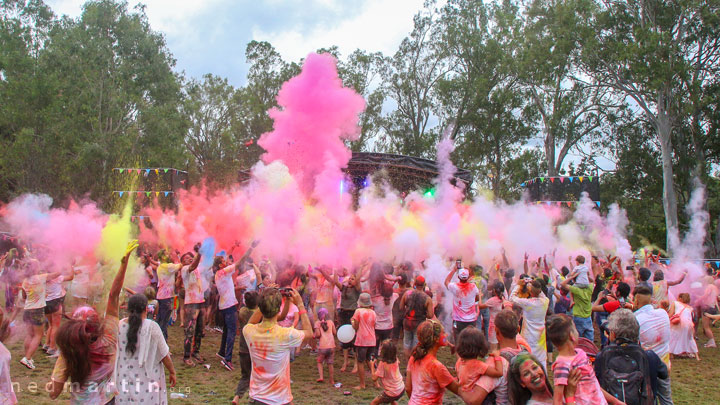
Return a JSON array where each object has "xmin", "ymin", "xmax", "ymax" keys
[
  {"xmin": 532, "ymin": 200, "xmax": 601, "ymax": 208},
  {"xmin": 113, "ymin": 190, "xmax": 174, "ymax": 196},
  {"xmin": 520, "ymin": 175, "xmax": 599, "ymax": 187},
  {"xmin": 112, "ymin": 168, "xmax": 188, "ymax": 174}
]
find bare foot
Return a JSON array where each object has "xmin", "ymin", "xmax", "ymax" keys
[
  {"xmin": 351, "ymin": 366, "xmax": 358, "ymax": 374},
  {"xmin": 353, "ymin": 385, "xmax": 365, "ymax": 390},
  {"xmin": 232, "ymin": 396, "xmax": 240, "ymax": 405},
  {"xmin": 316, "ymin": 378, "xmax": 324, "ymax": 383},
  {"xmin": 340, "ymin": 366, "xmax": 347, "ymax": 372}
]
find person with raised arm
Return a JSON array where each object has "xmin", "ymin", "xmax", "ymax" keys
[{"xmin": 50, "ymin": 240, "xmax": 138, "ymax": 404}]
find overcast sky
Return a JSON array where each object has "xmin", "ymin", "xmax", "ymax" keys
[{"xmin": 46, "ymin": 0, "xmax": 426, "ymax": 87}]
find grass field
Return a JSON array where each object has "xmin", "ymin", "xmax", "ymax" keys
[{"xmin": 6, "ymin": 318, "xmax": 718, "ymax": 404}]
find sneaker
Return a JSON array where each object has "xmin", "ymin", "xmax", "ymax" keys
[
  {"xmin": 41, "ymin": 345, "xmax": 49, "ymax": 353},
  {"xmin": 215, "ymin": 352, "xmax": 225, "ymax": 360},
  {"xmin": 20, "ymin": 357, "xmax": 35, "ymax": 370},
  {"xmin": 46, "ymin": 349, "xmax": 59, "ymax": 357},
  {"xmin": 220, "ymin": 359, "xmax": 234, "ymax": 371},
  {"xmin": 213, "ymin": 327, "xmax": 222, "ymax": 333}
]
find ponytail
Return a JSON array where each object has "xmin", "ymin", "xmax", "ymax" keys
[
  {"xmin": 126, "ymin": 294, "xmax": 148, "ymax": 356},
  {"xmin": 411, "ymin": 320, "xmax": 442, "ymax": 361},
  {"xmin": 321, "ymin": 320, "xmax": 328, "ymax": 332}
]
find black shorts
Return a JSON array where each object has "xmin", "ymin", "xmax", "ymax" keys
[
  {"xmin": 453, "ymin": 320, "xmax": 475, "ymax": 335},
  {"xmin": 45, "ymin": 297, "xmax": 65, "ymax": 314},
  {"xmin": 375, "ymin": 391, "xmax": 405, "ymax": 404},
  {"xmin": 355, "ymin": 345, "xmax": 373, "ymax": 362},
  {"xmin": 704, "ymin": 307, "xmax": 719, "ymax": 316},
  {"xmin": 337, "ymin": 309, "xmax": 356, "ymax": 349},
  {"xmin": 23, "ymin": 308, "xmax": 45, "ymax": 326}
]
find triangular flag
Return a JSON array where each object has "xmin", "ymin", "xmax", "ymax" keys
[
  {"xmin": 164, "ymin": 168, "xmax": 169, "ymax": 173},
  {"xmin": 145, "ymin": 191, "xmax": 151, "ymax": 197},
  {"xmin": 540, "ymin": 177, "xmax": 545, "ymax": 182},
  {"xmin": 137, "ymin": 191, "xmax": 143, "ymax": 196},
  {"xmin": 136, "ymin": 169, "xmax": 141, "ymax": 174},
  {"xmin": 118, "ymin": 168, "xmax": 123, "ymax": 173},
  {"xmin": 154, "ymin": 169, "xmax": 158, "ymax": 175},
  {"xmin": 164, "ymin": 191, "xmax": 169, "ymax": 197},
  {"xmin": 566, "ymin": 202, "xmax": 572, "ymax": 207},
  {"xmin": 550, "ymin": 177, "xmax": 555, "ymax": 183},
  {"xmin": 119, "ymin": 191, "xmax": 124, "ymax": 197},
  {"xmin": 556, "ymin": 202, "xmax": 561, "ymax": 206},
  {"xmin": 588, "ymin": 176, "xmax": 593, "ymax": 182},
  {"xmin": 595, "ymin": 201, "xmax": 601, "ymax": 207},
  {"xmin": 579, "ymin": 176, "xmax": 584, "ymax": 182},
  {"xmin": 144, "ymin": 169, "xmax": 150, "ymax": 176},
  {"xmin": 569, "ymin": 177, "xmax": 574, "ymax": 182},
  {"xmin": 715, "ymin": 261, "xmax": 719, "ymax": 266},
  {"xmin": 580, "ymin": 225, "xmax": 586, "ymax": 231},
  {"xmin": 155, "ymin": 191, "xmax": 160, "ymax": 197},
  {"xmin": 545, "ymin": 201, "xmax": 551, "ymax": 206},
  {"xmin": 130, "ymin": 217, "xmax": 136, "ymax": 222},
  {"xmin": 560, "ymin": 177, "xmax": 565, "ymax": 183},
  {"xmin": 521, "ymin": 182, "xmax": 526, "ymax": 187},
  {"xmin": 139, "ymin": 216, "xmax": 144, "ymax": 220}
]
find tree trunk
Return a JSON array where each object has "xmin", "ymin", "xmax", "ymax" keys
[
  {"xmin": 545, "ymin": 127, "xmax": 556, "ymax": 177},
  {"xmin": 657, "ymin": 97, "xmax": 679, "ymax": 254}
]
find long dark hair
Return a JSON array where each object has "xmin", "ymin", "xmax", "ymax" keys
[
  {"xmin": 56, "ymin": 314, "xmax": 102, "ymax": 384},
  {"xmin": 508, "ymin": 353, "xmax": 553, "ymax": 405},
  {"xmin": 126, "ymin": 293, "xmax": 148, "ymax": 356}
]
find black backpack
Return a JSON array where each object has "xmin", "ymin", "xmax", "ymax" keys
[{"xmin": 596, "ymin": 342, "xmax": 654, "ymax": 405}]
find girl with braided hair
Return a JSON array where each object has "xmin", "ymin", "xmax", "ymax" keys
[{"xmin": 405, "ymin": 319, "xmax": 460, "ymax": 404}]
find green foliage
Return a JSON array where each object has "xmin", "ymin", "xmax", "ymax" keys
[{"xmin": 0, "ymin": 0, "xmax": 187, "ymax": 205}]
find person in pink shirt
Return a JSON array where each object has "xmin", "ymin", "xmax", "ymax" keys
[
  {"xmin": 313, "ymin": 307, "xmax": 337, "ymax": 386},
  {"xmin": 405, "ymin": 319, "xmax": 460, "ymax": 405},
  {"xmin": 444, "ymin": 263, "xmax": 479, "ymax": 342},
  {"xmin": 371, "ymin": 339, "xmax": 405, "ymax": 405},
  {"xmin": 547, "ymin": 314, "xmax": 623, "ymax": 405},
  {"xmin": 352, "ymin": 292, "xmax": 377, "ymax": 389}
]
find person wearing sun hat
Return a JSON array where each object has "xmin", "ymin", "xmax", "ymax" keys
[
  {"xmin": 445, "ymin": 259, "xmax": 480, "ymax": 342},
  {"xmin": 351, "ymin": 292, "xmax": 377, "ymax": 390}
]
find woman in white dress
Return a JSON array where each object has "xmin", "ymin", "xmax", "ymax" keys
[
  {"xmin": 116, "ymin": 293, "xmax": 177, "ymax": 404},
  {"xmin": 668, "ymin": 293, "xmax": 699, "ymax": 360}
]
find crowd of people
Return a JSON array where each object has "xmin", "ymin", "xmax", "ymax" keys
[{"xmin": 0, "ymin": 240, "xmax": 717, "ymax": 405}]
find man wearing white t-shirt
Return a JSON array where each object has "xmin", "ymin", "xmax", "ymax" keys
[
  {"xmin": 243, "ymin": 288, "xmax": 312, "ymax": 405},
  {"xmin": 444, "ymin": 262, "xmax": 480, "ymax": 341}
]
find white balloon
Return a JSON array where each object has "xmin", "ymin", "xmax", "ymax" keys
[{"xmin": 337, "ymin": 324, "xmax": 355, "ymax": 343}]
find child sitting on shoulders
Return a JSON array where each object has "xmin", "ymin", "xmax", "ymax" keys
[
  {"xmin": 548, "ymin": 314, "xmax": 622, "ymax": 405},
  {"xmin": 314, "ymin": 308, "xmax": 338, "ymax": 387},
  {"xmin": 454, "ymin": 326, "xmax": 503, "ymax": 391},
  {"xmin": 568, "ymin": 255, "xmax": 590, "ymax": 288},
  {"xmin": 370, "ymin": 340, "xmax": 405, "ymax": 405}
]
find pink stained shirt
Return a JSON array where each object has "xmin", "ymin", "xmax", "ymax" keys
[
  {"xmin": 407, "ymin": 355, "xmax": 456, "ymax": 405},
  {"xmin": 156, "ymin": 263, "xmax": 181, "ymax": 300},
  {"xmin": 215, "ymin": 264, "xmax": 238, "ymax": 310},
  {"xmin": 374, "ymin": 360, "xmax": 405, "ymax": 397},
  {"xmin": 372, "ymin": 293, "xmax": 398, "ymax": 330},
  {"xmin": 0, "ymin": 342, "xmax": 16, "ymax": 404},
  {"xmin": 278, "ymin": 301, "xmax": 298, "ymax": 328},
  {"xmin": 314, "ymin": 320, "xmax": 336, "ymax": 349},
  {"xmin": 448, "ymin": 282, "xmax": 479, "ymax": 322},
  {"xmin": 455, "ymin": 358, "xmax": 489, "ymax": 392},
  {"xmin": 181, "ymin": 265, "xmax": 204, "ymax": 304},
  {"xmin": 243, "ymin": 322, "xmax": 305, "ymax": 405},
  {"xmin": 352, "ymin": 308, "xmax": 377, "ymax": 347},
  {"xmin": 552, "ymin": 349, "xmax": 607, "ymax": 405}
]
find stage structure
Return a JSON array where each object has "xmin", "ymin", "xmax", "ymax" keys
[
  {"xmin": 521, "ymin": 175, "xmax": 601, "ymax": 208},
  {"xmin": 239, "ymin": 152, "xmax": 474, "ymax": 202}
]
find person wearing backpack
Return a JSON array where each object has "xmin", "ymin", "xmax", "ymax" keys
[{"xmin": 595, "ymin": 309, "xmax": 667, "ymax": 405}]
